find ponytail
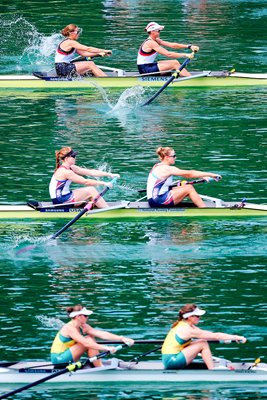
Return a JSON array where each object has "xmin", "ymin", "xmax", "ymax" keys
[
  {"xmin": 55, "ymin": 146, "xmax": 72, "ymax": 170},
  {"xmin": 156, "ymin": 146, "xmax": 174, "ymax": 161}
]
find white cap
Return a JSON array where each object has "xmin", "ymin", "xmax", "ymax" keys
[
  {"xmin": 145, "ymin": 22, "xmax": 165, "ymax": 33},
  {"xmin": 69, "ymin": 307, "xmax": 93, "ymax": 318},
  {"xmin": 183, "ymin": 307, "xmax": 206, "ymax": 319}
]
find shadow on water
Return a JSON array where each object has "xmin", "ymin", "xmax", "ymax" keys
[{"xmin": 0, "ymin": 384, "xmax": 266, "ymax": 400}]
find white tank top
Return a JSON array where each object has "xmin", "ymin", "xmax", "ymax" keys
[
  {"xmin": 49, "ymin": 166, "xmax": 72, "ymax": 199},
  {"xmin": 55, "ymin": 39, "xmax": 76, "ymax": 63},
  {"xmin": 147, "ymin": 164, "xmax": 173, "ymax": 199},
  {"xmin": 137, "ymin": 39, "xmax": 158, "ymax": 65}
]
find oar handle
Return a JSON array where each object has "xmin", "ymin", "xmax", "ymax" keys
[
  {"xmin": 169, "ymin": 175, "xmax": 221, "ymax": 189},
  {"xmin": 98, "ymin": 338, "xmax": 243, "ymax": 345},
  {"xmin": 137, "ymin": 175, "xmax": 221, "ymax": 194},
  {"xmin": 86, "ymin": 342, "xmax": 129, "ymax": 363},
  {"xmin": 70, "ymin": 53, "xmax": 107, "ymax": 63}
]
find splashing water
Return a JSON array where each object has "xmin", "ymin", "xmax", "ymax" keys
[
  {"xmin": 0, "ymin": 15, "xmax": 61, "ymax": 72},
  {"xmin": 108, "ymin": 86, "xmax": 148, "ymax": 113},
  {"xmin": 14, "ymin": 234, "xmax": 54, "ymax": 256},
  {"xmin": 36, "ymin": 315, "xmax": 64, "ymax": 330},
  {"xmin": 87, "ymin": 82, "xmax": 114, "ymax": 107},
  {"xmin": 22, "ymin": 33, "xmax": 61, "ymax": 67}
]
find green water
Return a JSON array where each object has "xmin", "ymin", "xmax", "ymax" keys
[{"xmin": 0, "ymin": 1, "xmax": 267, "ymax": 399}]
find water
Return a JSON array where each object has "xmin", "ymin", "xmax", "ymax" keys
[{"xmin": 0, "ymin": 1, "xmax": 267, "ymax": 399}]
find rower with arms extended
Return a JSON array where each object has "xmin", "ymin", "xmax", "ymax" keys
[
  {"xmin": 162, "ymin": 304, "xmax": 247, "ymax": 370},
  {"xmin": 137, "ymin": 22, "xmax": 199, "ymax": 76},
  {"xmin": 147, "ymin": 146, "xmax": 221, "ymax": 208},
  {"xmin": 49, "ymin": 146, "xmax": 120, "ymax": 208},
  {"xmin": 50, "ymin": 304, "xmax": 134, "ymax": 367},
  {"xmin": 55, "ymin": 24, "xmax": 112, "ymax": 77}
]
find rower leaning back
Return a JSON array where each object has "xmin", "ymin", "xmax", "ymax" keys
[
  {"xmin": 49, "ymin": 146, "xmax": 119, "ymax": 208},
  {"xmin": 137, "ymin": 22, "xmax": 199, "ymax": 76},
  {"xmin": 55, "ymin": 24, "xmax": 112, "ymax": 77},
  {"xmin": 162, "ymin": 304, "xmax": 246, "ymax": 370},
  {"xmin": 147, "ymin": 146, "xmax": 221, "ymax": 208},
  {"xmin": 51, "ymin": 304, "xmax": 134, "ymax": 367}
]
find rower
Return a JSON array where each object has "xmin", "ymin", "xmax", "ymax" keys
[
  {"xmin": 55, "ymin": 24, "xmax": 112, "ymax": 77},
  {"xmin": 50, "ymin": 304, "xmax": 134, "ymax": 367},
  {"xmin": 137, "ymin": 22, "xmax": 199, "ymax": 76},
  {"xmin": 147, "ymin": 146, "xmax": 221, "ymax": 208},
  {"xmin": 162, "ymin": 304, "xmax": 247, "ymax": 370},
  {"xmin": 49, "ymin": 146, "xmax": 120, "ymax": 208}
]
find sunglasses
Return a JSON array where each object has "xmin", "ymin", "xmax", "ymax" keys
[
  {"xmin": 168, "ymin": 154, "xmax": 176, "ymax": 158},
  {"xmin": 72, "ymin": 28, "xmax": 82, "ymax": 35}
]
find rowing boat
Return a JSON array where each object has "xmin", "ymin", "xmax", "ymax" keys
[
  {"xmin": 1, "ymin": 70, "xmax": 267, "ymax": 90},
  {"xmin": 0, "ymin": 198, "xmax": 267, "ymax": 220},
  {"xmin": 0, "ymin": 357, "xmax": 266, "ymax": 386}
]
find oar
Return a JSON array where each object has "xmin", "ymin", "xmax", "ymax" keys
[
  {"xmin": 142, "ymin": 53, "xmax": 195, "ymax": 106},
  {"xmin": 100, "ymin": 339, "xmax": 164, "ymax": 345},
  {"xmin": 16, "ymin": 178, "xmax": 117, "ymax": 255},
  {"xmin": 45, "ymin": 54, "xmax": 105, "ymax": 74},
  {"xmin": 99, "ymin": 337, "xmax": 240, "ymax": 345},
  {"xmin": 0, "ymin": 343, "xmax": 129, "ymax": 399},
  {"xmin": 70, "ymin": 53, "xmax": 110, "ymax": 63},
  {"xmin": 50, "ymin": 177, "xmax": 117, "ymax": 240},
  {"xmin": 129, "ymin": 346, "xmax": 162, "ymax": 363},
  {"xmin": 137, "ymin": 176, "xmax": 221, "ymax": 194}
]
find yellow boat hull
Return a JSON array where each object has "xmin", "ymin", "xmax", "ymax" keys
[{"xmin": 1, "ymin": 72, "xmax": 267, "ymax": 90}]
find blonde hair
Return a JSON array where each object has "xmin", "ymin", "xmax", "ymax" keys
[
  {"xmin": 66, "ymin": 304, "xmax": 83, "ymax": 316},
  {"xmin": 60, "ymin": 24, "xmax": 78, "ymax": 37},
  {"xmin": 172, "ymin": 304, "xmax": 198, "ymax": 328},
  {"xmin": 55, "ymin": 146, "xmax": 72, "ymax": 170},
  {"xmin": 156, "ymin": 146, "xmax": 174, "ymax": 161}
]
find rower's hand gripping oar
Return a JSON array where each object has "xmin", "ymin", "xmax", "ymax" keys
[
  {"xmin": 70, "ymin": 51, "xmax": 112, "ymax": 64},
  {"xmin": 142, "ymin": 52, "xmax": 195, "ymax": 106},
  {"xmin": 0, "ymin": 343, "xmax": 130, "ymax": 400},
  {"xmin": 137, "ymin": 175, "xmax": 221, "ymax": 194},
  {"xmin": 50, "ymin": 177, "xmax": 117, "ymax": 240}
]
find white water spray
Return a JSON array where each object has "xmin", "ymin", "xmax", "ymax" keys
[
  {"xmin": 36, "ymin": 315, "xmax": 64, "ymax": 330},
  {"xmin": 0, "ymin": 15, "xmax": 61, "ymax": 71},
  {"xmin": 108, "ymin": 86, "xmax": 147, "ymax": 113}
]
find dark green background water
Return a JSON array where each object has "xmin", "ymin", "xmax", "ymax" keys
[{"xmin": 0, "ymin": 1, "xmax": 267, "ymax": 399}]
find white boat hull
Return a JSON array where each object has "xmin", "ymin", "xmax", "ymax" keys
[{"xmin": 0, "ymin": 359, "xmax": 266, "ymax": 386}]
